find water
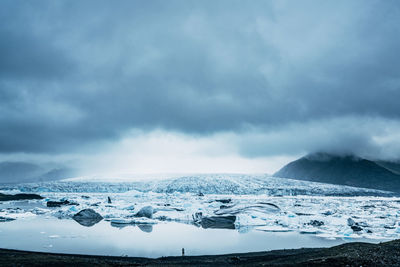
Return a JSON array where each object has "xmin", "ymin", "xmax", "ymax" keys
[{"xmin": 0, "ymin": 216, "xmax": 381, "ymax": 258}]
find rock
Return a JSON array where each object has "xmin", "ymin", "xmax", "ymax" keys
[
  {"xmin": 308, "ymin": 220, "xmax": 324, "ymax": 227},
  {"xmin": 0, "ymin": 193, "xmax": 43, "ymax": 201},
  {"xmin": 351, "ymin": 225, "xmax": 363, "ymax": 232},
  {"xmin": 135, "ymin": 206, "xmax": 154, "ymax": 218},
  {"xmin": 200, "ymin": 215, "xmax": 236, "ymax": 229},
  {"xmin": 73, "ymin": 209, "xmax": 103, "ymax": 227},
  {"xmin": 367, "ymin": 229, "xmax": 373, "ymax": 233}
]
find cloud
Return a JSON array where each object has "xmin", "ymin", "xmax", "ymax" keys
[
  {"xmin": 234, "ymin": 117, "xmax": 400, "ymax": 159},
  {"xmin": 73, "ymin": 130, "xmax": 286, "ymax": 175},
  {"xmin": 0, "ymin": 0, "xmax": 400, "ymax": 176}
]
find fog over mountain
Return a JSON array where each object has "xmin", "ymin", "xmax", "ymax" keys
[
  {"xmin": 1, "ymin": 0, "xmax": 400, "ymax": 181},
  {"xmin": 0, "ymin": 162, "xmax": 76, "ymax": 184},
  {"xmin": 274, "ymin": 153, "xmax": 400, "ymax": 192}
]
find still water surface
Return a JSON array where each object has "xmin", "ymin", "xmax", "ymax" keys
[{"xmin": 0, "ymin": 217, "xmax": 380, "ymax": 258}]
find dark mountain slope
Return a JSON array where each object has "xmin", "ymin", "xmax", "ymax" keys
[
  {"xmin": 273, "ymin": 153, "xmax": 400, "ymax": 192},
  {"xmin": 0, "ymin": 162, "xmax": 76, "ymax": 184},
  {"xmin": 0, "ymin": 162, "xmax": 43, "ymax": 183},
  {"xmin": 376, "ymin": 160, "xmax": 400, "ymax": 175}
]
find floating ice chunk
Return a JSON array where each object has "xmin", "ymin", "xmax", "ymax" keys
[
  {"xmin": 343, "ymin": 229, "xmax": 353, "ymax": 236},
  {"xmin": 256, "ymin": 226, "xmax": 292, "ymax": 232},
  {"xmin": 123, "ymin": 205, "xmax": 135, "ymax": 211},
  {"xmin": 31, "ymin": 208, "xmax": 48, "ymax": 215},
  {"xmin": 214, "ymin": 203, "xmax": 280, "ymax": 216},
  {"xmin": 135, "ymin": 206, "xmax": 154, "ymax": 218},
  {"xmin": 347, "ymin": 218, "xmax": 356, "ymax": 226},
  {"xmin": 300, "ymin": 230, "xmax": 323, "ymax": 234},
  {"xmin": 0, "ymin": 211, "xmax": 36, "ymax": 219},
  {"xmin": 307, "ymin": 220, "xmax": 324, "ymax": 227},
  {"xmin": 69, "ymin": 206, "xmax": 78, "ymax": 212},
  {"xmin": 276, "ymin": 217, "xmax": 290, "ymax": 227},
  {"xmin": 235, "ymin": 214, "xmax": 267, "ymax": 226},
  {"xmin": 315, "ymin": 233, "xmax": 337, "ymax": 240}
]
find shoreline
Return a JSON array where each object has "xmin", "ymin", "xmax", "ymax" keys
[{"xmin": 1, "ymin": 239, "xmax": 400, "ymax": 266}]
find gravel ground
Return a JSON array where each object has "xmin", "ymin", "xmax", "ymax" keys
[{"xmin": 1, "ymin": 239, "xmax": 400, "ymax": 266}]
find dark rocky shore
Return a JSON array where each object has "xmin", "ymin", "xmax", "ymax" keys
[{"xmin": 1, "ymin": 239, "xmax": 400, "ymax": 266}]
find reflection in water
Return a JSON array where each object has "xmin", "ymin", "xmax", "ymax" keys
[
  {"xmin": 193, "ymin": 212, "xmax": 236, "ymax": 229},
  {"xmin": 110, "ymin": 221, "xmax": 153, "ymax": 233},
  {"xmin": 138, "ymin": 224, "xmax": 153, "ymax": 233},
  {"xmin": 72, "ymin": 209, "xmax": 103, "ymax": 227},
  {"xmin": 73, "ymin": 217, "xmax": 103, "ymax": 227},
  {"xmin": 0, "ymin": 217, "xmax": 381, "ymax": 258},
  {"xmin": 200, "ymin": 216, "xmax": 236, "ymax": 229}
]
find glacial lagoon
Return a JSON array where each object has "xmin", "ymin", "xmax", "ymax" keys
[
  {"xmin": 0, "ymin": 216, "xmax": 382, "ymax": 258},
  {"xmin": 0, "ymin": 176, "xmax": 398, "ymax": 257}
]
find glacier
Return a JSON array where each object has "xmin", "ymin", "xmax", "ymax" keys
[
  {"xmin": 1, "ymin": 174, "xmax": 395, "ymax": 196},
  {"xmin": 1, "ymin": 174, "xmax": 400, "ymax": 241}
]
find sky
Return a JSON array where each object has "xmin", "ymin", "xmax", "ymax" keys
[{"xmin": 1, "ymin": 0, "xmax": 400, "ymax": 180}]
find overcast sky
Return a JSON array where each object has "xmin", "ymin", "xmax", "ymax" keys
[{"xmin": 1, "ymin": 0, "xmax": 400, "ymax": 179}]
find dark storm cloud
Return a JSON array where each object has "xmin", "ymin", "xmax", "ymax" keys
[{"xmin": 1, "ymin": 0, "xmax": 400, "ymax": 156}]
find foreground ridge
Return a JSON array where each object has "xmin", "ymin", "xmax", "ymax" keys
[{"xmin": 1, "ymin": 239, "xmax": 400, "ymax": 266}]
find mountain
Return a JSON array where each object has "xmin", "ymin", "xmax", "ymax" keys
[
  {"xmin": 375, "ymin": 160, "xmax": 400, "ymax": 175},
  {"xmin": 0, "ymin": 161, "xmax": 77, "ymax": 184},
  {"xmin": 273, "ymin": 153, "xmax": 400, "ymax": 192},
  {"xmin": 0, "ymin": 162, "xmax": 43, "ymax": 183}
]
